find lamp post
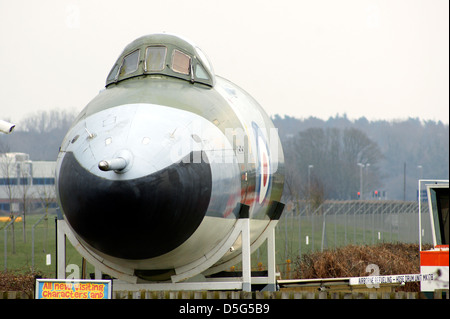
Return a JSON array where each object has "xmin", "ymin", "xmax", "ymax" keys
[
  {"xmin": 308, "ymin": 165, "xmax": 313, "ymax": 195},
  {"xmin": 357, "ymin": 163, "xmax": 364, "ymax": 200},
  {"xmin": 365, "ymin": 163, "xmax": 370, "ymax": 199},
  {"xmin": 308, "ymin": 165, "xmax": 313, "ymax": 213}
]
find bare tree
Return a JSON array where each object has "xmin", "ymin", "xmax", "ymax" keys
[
  {"xmin": 0, "ymin": 149, "xmax": 18, "ymax": 253},
  {"xmin": 285, "ymin": 127, "xmax": 383, "ymax": 200},
  {"xmin": 19, "ymin": 109, "xmax": 75, "ymax": 134},
  {"xmin": 17, "ymin": 160, "xmax": 33, "ymax": 243},
  {"xmin": 34, "ymin": 171, "xmax": 56, "ymax": 253},
  {"xmin": 1, "ymin": 109, "xmax": 76, "ymax": 161}
]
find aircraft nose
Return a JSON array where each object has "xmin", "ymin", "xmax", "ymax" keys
[{"xmin": 57, "ymin": 104, "xmax": 213, "ymax": 259}]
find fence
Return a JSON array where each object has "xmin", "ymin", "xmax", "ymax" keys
[
  {"xmin": 275, "ymin": 200, "xmax": 432, "ymax": 271},
  {"xmin": 1, "ymin": 201, "xmax": 432, "ymax": 278},
  {"xmin": 1, "ymin": 212, "xmax": 57, "ymax": 275}
]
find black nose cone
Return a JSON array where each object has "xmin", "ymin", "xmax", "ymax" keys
[{"xmin": 58, "ymin": 151, "xmax": 212, "ymax": 259}]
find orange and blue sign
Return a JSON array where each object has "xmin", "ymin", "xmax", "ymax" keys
[{"xmin": 35, "ymin": 279, "xmax": 112, "ymax": 299}]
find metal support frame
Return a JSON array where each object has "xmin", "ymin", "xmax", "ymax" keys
[
  {"xmin": 56, "ymin": 216, "xmax": 279, "ymax": 292},
  {"xmin": 56, "ymin": 218, "xmax": 65, "ymax": 279}
]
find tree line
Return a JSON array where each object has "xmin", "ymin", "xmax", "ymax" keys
[
  {"xmin": 273, "ymin": 114, "xmax": 449, "ymax": 201},
  {"xmin": 282, "ymin": 126, "xmax": 383, "ymax": 204},
  {"xmin": 0, "ymin": 110, "xmax": 75, "ymax": 161}
]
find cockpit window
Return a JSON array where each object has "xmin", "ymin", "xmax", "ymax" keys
[
  {"xmin": 107, "ymin": 63, "xmax": 120, "ymax": 82},
  {"xmin": 195, "ymin": 64, "xmax": 209, "ymax": 80},
  {"xmin": 105, "ymin": 34, "xmax": 216, "ymax": 87},
  {"xmin": 119, "ymin": 49, "xmax": 140, "ymax": 77},
  {"xmin": 172, "ymin": 50, "xmax": 191, "ymax": 75},
  {"xmin": 145, "ymin": 46, "xmax": 166, "ymax": 72},
  {"xmin": 195, "ymin": 47, "xmax": 213, "ymax": 74}
]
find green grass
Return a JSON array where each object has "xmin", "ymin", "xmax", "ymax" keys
[
  {"xmin": 1, "ymin": 211, "xmax": 405, "ymax": 279},
  {"xmin": 1, "ymin": 212, "xmax": 95, "ymax": 278},
  {"xmin": 274, "ymin": 214, "xmax": 402, "ymax": 261}
]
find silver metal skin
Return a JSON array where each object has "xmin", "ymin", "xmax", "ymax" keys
[{"xmin": 55, "ymin": 34, "xmax": 285, "ymax": 282}]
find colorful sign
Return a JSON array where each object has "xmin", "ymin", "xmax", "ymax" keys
[{"xmin": 35, "ymin": 279, "xmax": 112, "ymax": 299}]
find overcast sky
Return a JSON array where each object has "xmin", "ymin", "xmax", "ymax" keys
[{"xmin": 0, "ymin": 0, "xmax": 448, "ymax": 124}]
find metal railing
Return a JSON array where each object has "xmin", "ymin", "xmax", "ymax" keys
[{"xmin": 276, "ymin": 200, "xmax": 431, "ymax": 264}]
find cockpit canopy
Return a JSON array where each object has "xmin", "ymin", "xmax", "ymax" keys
[{"xmin": 106, "ymin": 34, "xmax": 215, "ymax": 87}]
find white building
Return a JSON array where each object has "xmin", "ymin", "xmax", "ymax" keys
[{"xmin": 0, "ymin": 152, "xmax": 57, "ymax": 214}]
